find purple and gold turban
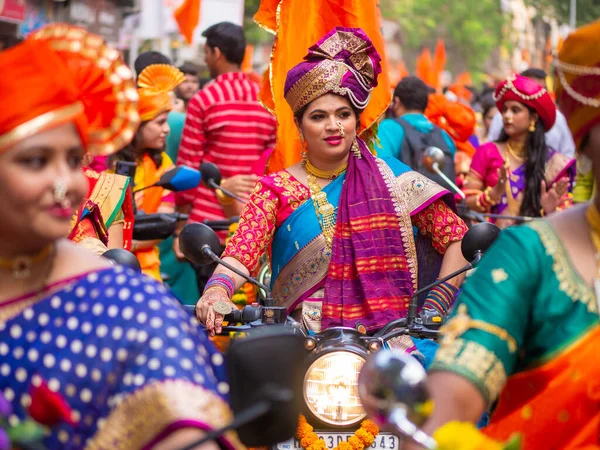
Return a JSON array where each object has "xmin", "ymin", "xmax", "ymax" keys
[
  {"xmin": 554, "ymin": 19, "xmax": 600, "ymax": 148},
  {"xmin": 284, "ymin": 27, "xmax": 382, "ymax": 115}
]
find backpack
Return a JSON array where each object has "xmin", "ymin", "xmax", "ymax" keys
[{"xmin": 395, "ymin": 117, "xmax": 456, "ymax": 191}]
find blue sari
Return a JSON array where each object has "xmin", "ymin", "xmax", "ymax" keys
[
  {"xmin": 0, "ymin": 266, "xmax": 241, "ymax": 450},
  {"xmin": 270, "ymin": 157, "xmax": 451, "ymax": 334}
]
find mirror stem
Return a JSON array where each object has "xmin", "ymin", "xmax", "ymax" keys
[
  {"xmin": 407, "ymin": 253, "xmax": 481, "ymax": 326},
  {"xmin": 201, "ymin": 246, "xmax": 272, "ymax": 294},
  {"xmin": 208, "ymin": 179, "xmax": 246, "ymax": 203},
  {"xmin": 432, "ymin": 162, "xmax": 465, "ymax": 200},
  {"xmin": 179, "ymin": 400, "xmax": 272, "ymax": 450},
  {"xmin": 389, "ymin": 409, "xmax": 437, "ymax": 449}
]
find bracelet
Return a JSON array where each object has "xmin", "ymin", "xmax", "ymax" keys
[
  {"xmin": 476, "ymin": 192, "xmax": 490, "ymax": 211},
  {"xmin": 203, "ymin": 273, "xmax": 235, "ymax": 298},
  {"xmin": 215, "ymin": 185, "xmax": 235, "ymax": 206},
  {"xmin": 483, "ymin": 186, "xmax": 498, "ymax": 206},
  {"xmin": 422, "ymin": 281, "xmax": 459, "ymax": 315}
]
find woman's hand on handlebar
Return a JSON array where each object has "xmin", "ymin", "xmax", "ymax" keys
[{"xmin": 195, "ymin": 288, "xmax": 236, "ymax": 336}]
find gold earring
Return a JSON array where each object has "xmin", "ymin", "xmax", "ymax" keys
[
  {"xmin": 529, "ymin": 120, "xmax": 536, "ymax": 132},
  {"xmin": 301, "ymin": 150, "xmax": 308, "ymax": 166},
  {"xmin": 351, "ymin": 139, "xmax": 361, "ymax": 159},
  {"xmin": 336, "ymin": 121, "xmax": 345, "ymax": 138}
]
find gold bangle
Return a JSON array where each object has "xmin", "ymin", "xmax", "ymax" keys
[
  {"xmin": 215, "ymin": 187, "xmax": 235, "ymax": 206},
  {"xmin": 484, "ymin": 186, "xmax": 498, "ymax": 206}
]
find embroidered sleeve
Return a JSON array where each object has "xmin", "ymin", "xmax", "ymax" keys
[
  {"xmin": 412, "ymin": 200, "xmax": 467, "ymax": 254},
  {"xmin": 429, "ymin": 226, "xmax": 544, "ymax": 404},
  {"xmin": 223, "ymin": 179, "xmax": 279, "ymax": 272}
]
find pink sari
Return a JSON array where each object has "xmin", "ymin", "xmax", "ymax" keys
[{"xmin": 469, "ymin": 142, "xmax": 575, "ymax": 216}]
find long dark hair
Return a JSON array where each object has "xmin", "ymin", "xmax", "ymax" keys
[
  {"xmin": 108, "ymin": 123, "xmax": 164, "ymax": 170},
  {"xmin": 496, "ymin": 107, "xmax": 547, "ymax": 217}
]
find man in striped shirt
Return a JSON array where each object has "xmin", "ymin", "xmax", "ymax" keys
[{"xmin": 174, "ymin": 22, "xmax": 276, "ymax": 269}]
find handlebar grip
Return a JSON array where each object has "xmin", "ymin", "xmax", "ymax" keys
[{"xmin": 224, "ymin": 309, "xmax": 243, "ymax": 322}]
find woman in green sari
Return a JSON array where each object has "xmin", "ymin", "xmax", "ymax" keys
[
  {"xmin": 193, "ymin": 28, "xmax": 469, "ymax": 349},
  {"xmin": 412, "ymin": 20, "xmax": 600, "ymax": 449}
]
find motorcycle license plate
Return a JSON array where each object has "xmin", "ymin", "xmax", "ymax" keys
[{"xmin": 277, "ymin": 433, "xmax": 400, "ymax": 450}]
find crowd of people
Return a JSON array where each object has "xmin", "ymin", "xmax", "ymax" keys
[{"xmin": 0, "ymin": 11, "xmax": 599, "ymax": 450}]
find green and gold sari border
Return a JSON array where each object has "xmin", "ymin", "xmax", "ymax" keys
[
  {"xmin": 527, "ymin": 220, "xmax": 597, "ymax": 314},
  {"xmin": 430, "ymin": 338, "xmax": 507, "ymax": 404},
  {"xmin": 272, "ymin": 234, "xmax": 330, "ymax": 308},
  {"xmin": 84, "ymin": 379, "xmax": 241, "ymax": 450}
]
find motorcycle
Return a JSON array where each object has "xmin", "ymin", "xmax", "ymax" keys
[{"xmin": 178, "ymin": 220, "xmax": 500, "ymax": 449}]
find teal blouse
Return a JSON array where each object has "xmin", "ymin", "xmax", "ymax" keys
[{"xmin": 430, "ymin": 221, "xmax": 598, "ymax": 403}]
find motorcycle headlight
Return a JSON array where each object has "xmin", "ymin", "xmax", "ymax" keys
[{"xmin": 303, "ymin": 351, "xmax": 366, "ymax": 427}]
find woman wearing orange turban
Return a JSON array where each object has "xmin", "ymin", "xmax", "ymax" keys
[
  {"xmin": 0, "ymin": 24, "xmax": 241, "ymax": 450},
  {"xmin": 108, "ymin": 64, "xmax": 185, "ymax": 281}
]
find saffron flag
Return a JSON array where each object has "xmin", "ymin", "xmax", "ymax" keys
[
  {"xmin": 174, "ymin": 0, "xmax": 201, "ymax": 44},
  {"xmin": 255, "ymin": 0, "xmax": 391, "ymax": 173}
]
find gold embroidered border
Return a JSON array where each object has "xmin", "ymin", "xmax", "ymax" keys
[
  {"xmin": 376, "ymin": 160, "xmax": 419, "ymax": 290},
  {"xmin": 272, "ymin": 235, "xmax": 330, "ymax": 308},
  {"xmin": 545, "ymin": 152, "xmax": 574, "ymax": 185},
  {"xmin": 84, "ymin": 379, "xmax": 242, "ymax": 450},
  {"xmin": 441, "ymin": 304, "xmax": 518, "ymax": 353},
  {"xmin": 394, "ymin": 170, "xmax": 448, "ymax": 215},
  {"xmin": 0, "ymin": 102, "xmax": 84, "ymax": 151},
  {"xmin": 430, "ymin": 338, "xmax": 507, "ymax": 403},
  {"xmin": 88, "ymin": 172, "xmax": 129, "ymax": 227},
  {"xmin": 528, "ymin": 220, "xmax": 597, "ymax": 314}
]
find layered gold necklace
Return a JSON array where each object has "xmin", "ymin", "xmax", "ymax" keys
[
  {"xmin": 506, "ymin": 141, "xmax": 526, "ymax": 162},
  {"xmin": 303, "ymin": 158, "xmax": 348, "ymax": 181},
  {"xmin": 302, "ymin": 158, "xmax": 347, "ymax": 249}
]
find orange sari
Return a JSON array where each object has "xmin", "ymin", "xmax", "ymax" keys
[{"xmin": 484, "ymin": 326, "xmax": 600, "ymax": 449}]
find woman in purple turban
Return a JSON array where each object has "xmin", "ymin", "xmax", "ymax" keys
[{"xmin": 195, "ymin": 27, "xmax": 468, "ymax": 355}]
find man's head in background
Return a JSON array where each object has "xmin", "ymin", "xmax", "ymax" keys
[
  {"xmin": 134, "ymin": 51, "xmax": 172, "ymax": 80},
  {"xmin": 202, "ymin": 22, "xmax": 246, "ymax": 79},
  {"xmin": 520, "ymin": 68, "xmax": 548, "ymax": 91},
  {"xmin": 391, "ymin": 76, "xmax": 432, "ymax": 117},
  {"xmin": 175, "ymin": 62, "xmax": 200, "ymax": 103}
]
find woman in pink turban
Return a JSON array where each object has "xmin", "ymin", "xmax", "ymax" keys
[{"xmin": 465, "ymin": 74, "xmax": 575, "ymax": 228}]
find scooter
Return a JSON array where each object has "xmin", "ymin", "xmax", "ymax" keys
[{"xmin": 178, "ymin": 221, "xmax": 500, "ymax": 449}]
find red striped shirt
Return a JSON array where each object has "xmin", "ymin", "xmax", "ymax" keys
[{"xmin": 175, "ymin": 72, "xmax": 276, "ymax": 228}]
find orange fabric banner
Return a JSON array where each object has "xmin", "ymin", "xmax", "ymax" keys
[
  {"xmin": 255, "ymin": 0, "xmax": 391, "ymax": 173},
  {"xmin": 242, "ymin": 44, "xmax": 255, "ymax": 73},
  {"xmin": 433, "ymin": 39, "xmax": 446, "ymax": 87},
  {"xmin": 174, "ymin": 0, "xmax": 201, "ymax": 44},
  {"xmin": 416, "ymin": 47, "xmax": 437, "ymax": 88}
]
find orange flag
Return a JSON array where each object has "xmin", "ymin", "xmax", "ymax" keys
[
  {"xmin": 416, "ymin": 47, "xmax": 437, "ymax": 88},
  {"xmin": 255, "ymin": 0, "xmax": 391, "ymax": 173},
  {"xmin": 174, "ymin": 0, "xmax": 201, "ymax": 44},
  {"xmin": 242, "ymin": 44, "xmax": 254, "ymax": 72},
  {"xmin": 433, "ymin": 39, "xmax": 446, "ymax": 85}
]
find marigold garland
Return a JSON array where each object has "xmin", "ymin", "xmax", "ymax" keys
[
  {"xmin": 296, "ymin": 414, "xmax": 379, "ymax": 450},
  {"xmin": 433, "ymin": 421, "xmax": 521, "ymax": 450}
]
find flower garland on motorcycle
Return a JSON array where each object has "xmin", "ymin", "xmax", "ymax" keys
[{"xmin": 296, "ymin": 414, "xmax": 379, "ymax": 450}]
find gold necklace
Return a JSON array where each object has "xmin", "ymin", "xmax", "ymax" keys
[
  {"xmin": 0, "ymin": 245, "xmax": 53, "ymax": 279},
  {"xmin": 585, "ymin": 203, "xmax": 600, "ymax": 314},
  {"xmin": 506, "ymin": 142, "xmax": 526, "ymax": 161},
  {"xmin": 303, "ymin": 158, "xmax": 348, "ymax": 180},
  {"xmin": 306, "ymin": 173, "xmax": 337, "ymax": 248}
]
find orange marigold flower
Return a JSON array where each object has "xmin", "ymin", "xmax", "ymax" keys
[
  {"xmin": 355, "ymin": 428, "xmax": 376, "ymax": 446},
  {"xmin": 297, "ymin": 423, "xmax": 314, "ymax": 439},
  {"xmin": 308, "ymin": 440, "xmax": 327, "ymax": 450},
  {"xmin": 361, "ymin": 420, "xmax": 379, "ymax": 436},
  {"xmin": 338, "ymin": 442, "xmax": 353, "ymax": 450},
  {"xmin": 348, "ymin": 436, "xmax": 364, "ymax": 450}
]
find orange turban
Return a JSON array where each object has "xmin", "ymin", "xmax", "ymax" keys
[
  {"xmin": 0, "ymin": 24, "xmax": 139, "ymax": 155},
  {"xmin": 426, "ymin": 93, "xmax": 477, "ymax": 157},
  {"xmin": 137, "ymin": 64, "xmax": 185, "ymax": 122},
  {"xmin": 554, "ymin": 19, "xmax": 600, "ymax": 149}
]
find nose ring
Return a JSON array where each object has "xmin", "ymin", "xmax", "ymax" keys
[
  {"xmin": 336, "ymin": 121, "xmax": 345, "ymax": 138},
  {"xmin": 53, "ymin": 179, "xmax": 71, "ymax": 208}
]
